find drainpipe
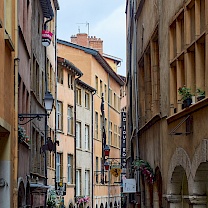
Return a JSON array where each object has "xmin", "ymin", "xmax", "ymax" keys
[
  {"xmin": 43, "ymin": 15, "xmax": 53, "ymax": 207},
  {"xmin": 91, "ymin": 90, "xmax": 96, "ymax": 208},
  {"xmin": 54, "ymin": 6, "xmax": 58, "ymax": 191},
  {"xmin": 14, "ymin": 0, "xmax": 19, "ymax": 205},
  {"xmin": 74, "ymin": 75, "xmax": 82, "ymax": 204},
  {"xmin": 107, "ymin": 73, "xmax": 110, "ymax": 207}
]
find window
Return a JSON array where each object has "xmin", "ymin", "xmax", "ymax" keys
[
  {"xmin": 67, "ymin": 154, "xmax": 73, "ymax": 184},
  {"xmin": 169, "ymin": 3, "xmax": 206, "ymax": 115},
  {"xmin": 67, "ymin": 106, "xmax": 73, "ymax": 134},
  {"xmin": 57, "ymin": 66, "xmax": 63, "ymax": 84},
  {"xmin": 96, "ymin": 157, "xmax": 99, "ymax": 183},
  {"xmin": 85, "ymin": 170, "xmax": 90, "ymax": 196},
  {"xmin": 109, "ymin": 89, "xmax": 112, "ymax": 105},
  {"xmin": 76, "ymin": 169, "xmax": 81, "ymax": 196},
  {"xmin": 36, "ymin": 62, "xmax": 39, "ymax": 98},
  {"xmin": 76, "ymin": 122, "xmax": 81, "ymax": 148},
  {"xmin": 57, "ymin": 101, "xmax": 63, "ymax": 131},
  {"xmin": 95, "ymin": 112, "xmax": 98, "ymax": 139},
  {"xmin": 85, "ymin": 125, "xmax": 90, "ymax": 150},
  {"xmin": 76, "ymin": 88, "xmax": 82, "ymax": 105},
  {"xmin": 85, "ymin": 92, "xmax": 90, "ymax": 109},
  {"xmin": 104, "ymin": 84, "xmax": 107, "ymax": 101},
  {"xmin": 109, "ymin": 122, "xmax": 112, "ymax": 145},
  {"xmin": 4, "ymin": 0, "xmax": 12, "ymax": 36},
  {"xmin": 114, "ymin": 124, "xmax": 117, "ymax": 146},
  {"xmin": 100, "ymin": 115, "xmax": 102, "ymax": 141},
  {"xmin": 68, "ymin": 73, "xmax": 73, "ymax": 89},
  {"xmin": 114, "ymin": 93, "xmax": 117, "ymax": 109},
  {"xmin": 100, "ymin": 80, "xmax": 103, "ymax": 97},
  {"xmin": 95, "ymin": 76, "xmax": 98, "ymax": 93},
  {"xmin": 56, "ymin": 153, "xmax": 63, "ymax": 182}
]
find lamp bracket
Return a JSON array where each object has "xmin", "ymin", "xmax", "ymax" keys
[{"xmin": 18, "ymin": 113, "xmax": 48, "ymax": 125}]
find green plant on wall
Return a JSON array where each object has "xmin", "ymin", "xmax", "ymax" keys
[
  {"xmin": 196, "ymin": 88, "xmax": 205, "ymax": 96},
  {"xmin": 132, "ymin": 159, "xmax": 154, "ymax": 184},
  {"xmin": 178, "ymin": 86, "xmax": 193, "ymax": 101}
]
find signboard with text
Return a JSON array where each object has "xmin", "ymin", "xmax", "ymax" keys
[{"xmin": 121, "ymin": 112, "xmax": 126, "ymax": 172}]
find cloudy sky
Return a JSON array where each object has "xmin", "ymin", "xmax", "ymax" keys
[{"xmin": 57, "ymin": 0, "xmax": 126, "ymax": 76}]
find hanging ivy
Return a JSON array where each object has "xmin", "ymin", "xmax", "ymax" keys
[{"xmin": 132, "ymin": 159, "xmax": 154, "ymax": 184}]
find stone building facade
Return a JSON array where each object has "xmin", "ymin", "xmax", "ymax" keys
[
  {"xmin": 126, "ymin": 0, "xmax": 208, "ymax": 207},
  {"xmin": 0, "ymin": 0, "xmax": 18, "ymax": 207}
]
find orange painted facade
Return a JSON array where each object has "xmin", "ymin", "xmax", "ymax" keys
[{"xmin": 57, "ymin": 39, "xmax": 124, "ymax": 208}]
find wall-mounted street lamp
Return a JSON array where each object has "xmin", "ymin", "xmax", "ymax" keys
[
  {"xmin": 43, "ymin": 91, "xmax": 54, "ymax": 113},
  {"xmin": 18, "ymin": 91, "xmax": 54, "ymax": 125}
]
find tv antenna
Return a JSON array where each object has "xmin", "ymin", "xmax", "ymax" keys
[{"xmin": 76, "ymin": 22, "xmax": 90, "ymax": 37}]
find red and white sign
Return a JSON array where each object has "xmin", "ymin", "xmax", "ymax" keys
[{"xmin": 42, "ymin": 30, "xmax": 53, "ymax": 47}]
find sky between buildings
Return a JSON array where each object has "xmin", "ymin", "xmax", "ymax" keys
[{"xmin": 57, "ymin": 0, "xmax": 126, "ymax": 76}]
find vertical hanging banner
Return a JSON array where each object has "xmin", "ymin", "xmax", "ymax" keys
[{"xmin": 121, "ymin": 112, "xmax": 126, "ymax": 173}]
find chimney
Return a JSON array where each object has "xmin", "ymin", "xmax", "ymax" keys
[
  {"xmin": 89, "ymin": 36, "xmax": 103, "ymax": 54},
  {"xmin": 71, "ymin": 33, "xmax": 88, "ymax": 47},
  {"xmin": 71, "ymin": 33, "xmax": 104, "ymax": 54}
]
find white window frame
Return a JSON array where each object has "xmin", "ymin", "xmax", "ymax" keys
[
  {"xmin": 67, "ymin": 105, "xmax": 73, "ymax": 134},
  {"xmin": 85, "ymin": 170, "xmax": 90, "ymax": 196},
  {"xmin": 76, "ymin": 122, "xmax": 81, "ymax": 148},
  {"xmin": 85, "ymin": 91, "xmax": 90, "ymax": 109},
  {"xmin": 76, "ymin": 169, "xmax": 81, "ymax": 196},
  {"xmin": 67, "ymin": 154, "xmax": 73, "ymax": 184},
  {"xmin": 85, "ymin": 124, "xmax": 90, "ymax": 150}
]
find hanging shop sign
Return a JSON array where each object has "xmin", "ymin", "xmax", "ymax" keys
[
  {"xmin": 121, "ymin": 112, "xmax": 126, "ymax": 172},
  {"xmin": 42, "ymin": 30, "xmax": 53, "ymax": 47},
  {"xmin": 123, "ymin": 178, "xmax": 136, "ymax": 193},
  {"xmin": 110, "ymin": 165, "xmax": 122, "ymax": 177}
]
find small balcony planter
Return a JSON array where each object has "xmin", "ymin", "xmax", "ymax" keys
[
  {"xmin": 196, "ymin": 88, "xmax": 205, "ymax": 101},
  {"xmin": 18, "ymin": 126, "xmax": 30, "ymax": 145},
  {"xmin": 132, "ymin": 159, "xmax": 154, "ymax": 184},
  {"xmin": 178, "ymin": 86, "xmax": 193, "ymax": 109}
]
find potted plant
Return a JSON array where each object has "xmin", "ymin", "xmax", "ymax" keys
[
  {"xmin": 178, "ymin": 86, "xmax": 193, "ymax": 108},
  {"xmin": 196, "ymin": 88, "xmax": 205, "ymax": 101}
]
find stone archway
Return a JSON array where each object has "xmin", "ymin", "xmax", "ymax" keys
[
  {"xmin": 154, "ymin": 167, "xmax": 162, "ymax": 208},
  {"xmin": 166, "ymin": 148, "xmax": 191, "ymax": 207},
  {"xmin": 18, "ymin": 181, "xmax": 25, "ymax": 208}
]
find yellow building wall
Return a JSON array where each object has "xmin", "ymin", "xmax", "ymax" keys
[{"xmin": 58, "ymin": 42, "xmax": 122, "ymax": 206}]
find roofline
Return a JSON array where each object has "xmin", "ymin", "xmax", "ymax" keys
[
  {"xmin": 57, "ymin": 57, "xmax": 83, "ymax": 77},
  {"xmin": 57, "ymin": 39, "xmax": 125, "ymax": 86},
  {"xmin": 76, "ymin": 79, "xmax": 96, "ymax": 93},
  {"xmin": 40, "ymin": 0, "xmax": 54, "ymax": 18},
  {"xmin": 102, "ymin": 53, "xmax": 122, "ymax": 64}
]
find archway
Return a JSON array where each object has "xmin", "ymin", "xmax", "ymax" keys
[
  {"xmin": 193, "ymin": 162, "xmax": 208, "ymax": 195},
  {"xmin": 100, "ymin": 203, "xmax": 104, "ymax": 208},
  {"xmin": 154, "ymin": 167, "xmax": 162, "ymax": 208},
  {"xmin": 18, "ymin": 181, "xmax": 25, "ymax": 207},
  {"xmin": 170, "ymin": 165, "xmax": 189, "ymax": 208},
  {"xmin": 114, "ymin": 201, "xmax": 117, "ymax": 208}
]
